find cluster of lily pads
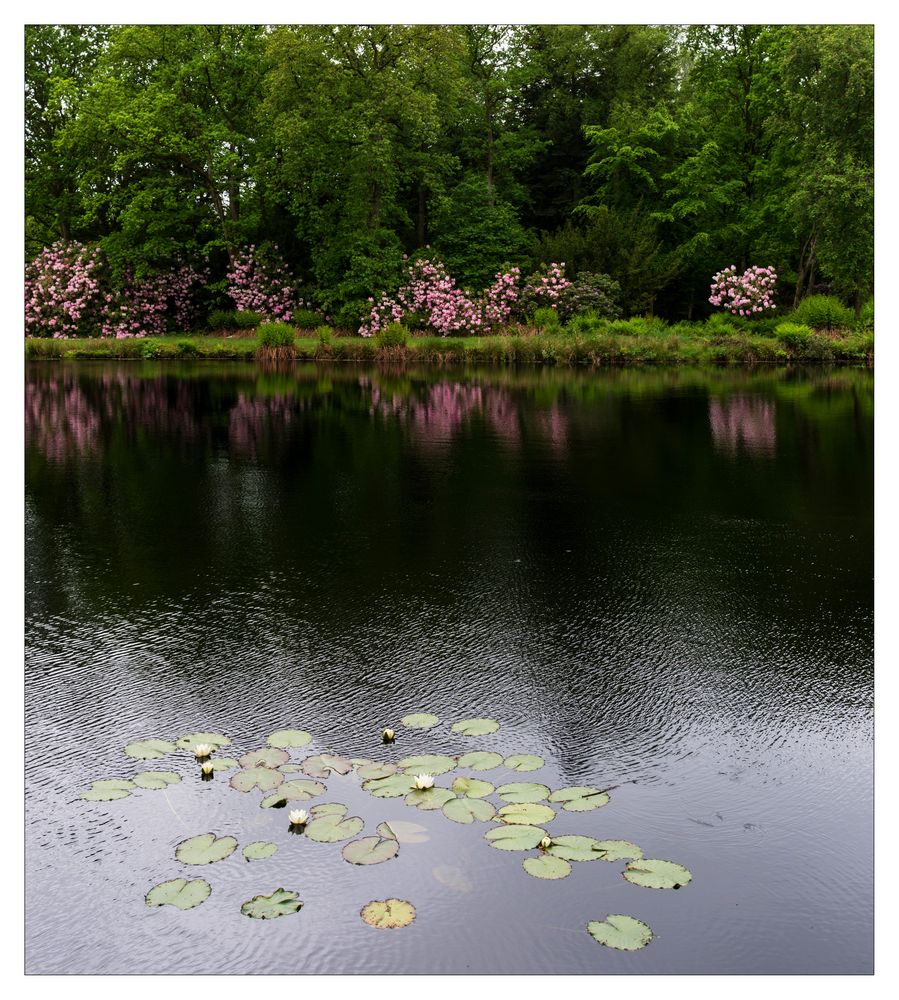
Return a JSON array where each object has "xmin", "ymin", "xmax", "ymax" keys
[{"xmin": 80, "ymin": 714, "xmax": 692, "ymax": 951}]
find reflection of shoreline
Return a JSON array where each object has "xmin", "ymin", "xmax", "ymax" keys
[{"xmin": 709, "ymin": 396, "xmax": 776, "ymax": 455}]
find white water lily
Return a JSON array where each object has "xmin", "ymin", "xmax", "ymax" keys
[
  {"xmin": 382, "ymin": 728, "xmax": 395, "ymax": 742},
  {"xmin": 288, "ymin": 809, "xmax": 308, "ymax": 826},
  {"xmin": 200, "ymin": 761, "xmax": 214, "ymax": 775},
  {"xmin": 193, "ymin": 743, "xmax": 213, "ymax": 759},
  {"xmin": 540, "ymin": 836, "xmax": 553, "ymax": 850},
  {"xmin": 413, "ymin": 773, "xmax": 434, "ymax": 790}
]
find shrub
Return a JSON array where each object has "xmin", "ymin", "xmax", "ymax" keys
[
  {"xmin": 518, "ymin": 262, "xmax": 572, "ymax": 319},
  {"xmin": 257, "ymin": 322, "xmax": 296, "ymax": 348},
  {"xmin": 790, "ymin": 294, "xmax": 854, "ymax": 330},
  {"xmin": 316, "ymin": 326, "xmax": 333, "ymax": 346},
  {"xmin": 532, "ymin": 307, "xmax": 562, "ymax": 332},
  {"xmin": 25, "ymin": 242, "xmax": 105, "ymax": 338},
  {"xmin": 293, "ymin": 308, "xmax": 322, "ymax": 330},
  {"xmin": 775, "ymin": 322, "xmax": 814, "ymax": 351},
  {"xmin": 375, "ymin": 323, "xmax": 408, "ymax": 348},
  {"xmin": 566, "ymin": 310, "xmax": 607, "ymax": 335},
  {"xmin": 226, "ymin": 243, "xmax": 299, "ymax": 321},
  {"xmin": 857, "ymin": 298, "xmax": 874, "ymax": 331},
  {"xmin": 558, "ymin": 272, "xmax": 621, "ymax": 321},
  {"xmin": 208, "ymin": 309, "xmax": 263, "ymax": 331},
  {"xmin": 709, "ymin": 265, "xmax": 777, "ymax": 316},
  {"xmin": 175, "ymin": 339, "xmax": 199, "ymax": 357}
]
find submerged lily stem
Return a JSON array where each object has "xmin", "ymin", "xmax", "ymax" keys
[{"xmin": 162, "ymin": 787, "xmax": 191, "ymax": 832}]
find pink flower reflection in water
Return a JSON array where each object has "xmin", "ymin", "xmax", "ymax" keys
[{"xmin": 709, "ymin": 395, "xmax": 776, "ymax": 455}]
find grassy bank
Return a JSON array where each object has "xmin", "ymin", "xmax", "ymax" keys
[{"xmin": 25, "ymin": 323, "xmax": 874, "ymax": 367}]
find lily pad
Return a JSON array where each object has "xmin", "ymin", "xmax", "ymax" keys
[
  {"xmin": 304, "ymin": 814, "xmax": 364, "ymax": 843},
  {"xmin": 363, "ymin": 773, "xmax": 414, "ymax": 798},
  {"xmin": 399, "ymin": 754, "xmax": 456, "ymax": 776},
  {"xmin": 496, "ymin": 782, "xmax": 551, "ymax": 804},
  {"xmin": 302, "ymin": 753, "xmax": 353, "ymax": 778},
  {"xmin": 243, "ymin": 841, "xmax": 278, "ymax": 861},
  {"xmin": 266, "ymin": 729, "xmax": 312, "ymax": 749},
  {"xmin": 484, "ymin": 824, "xmax": 547, "ymax": 851},
  {"xmin": 230, "ymin": 767, "xmax": 284, "ymax": 793},
  {"xmin": 175, "ymin": 732, "xmax": 230, "ymax": 751},
  {"xmin": 239, "ymin": 747, "xmax": 289, "ymax": 770},
  {"xmin": 405, "ymin": 787, "xmax": 455, "ymax": 811},
  {"xmin": 376, "ymin": 820, "xmax": 428, "ymax": 844},
  {"xmin": 259, "ymin": 778, "xmax": 326, "ymax": 808},
  {"xmin": 451, "ymin": 776, "xmax": 495, "ymax": 798},
  {"xmin": 279, "ymin": 764, "xmax": 304, "ymax": 773},
  {"xmin": 360, "ymin": 898, "xmax": 416, "ymax": 930},
  {"xmin": 593, "ymin": 840, "xmax": 644, "ymax": 862},
  {"xmin": 145, "ymin": 878, "xmax": 211, "ymax": 910},
  {"xmin": 342, "ymin": 836, "xmax": 399, "ymax": 865},
  {"xmin": 311, "ymin": 802, "xmax": 348, "ymax": 818},
  {"xmin": 548, "ymin": 786, "xmax": 610, "ymax": 812},
  {"xmin": 125, "ymin": 739, "xmax": 175, "ymax": 760},
  {"xmin": 81, "ymin": 778, "xmax": 135, "ymax": 801},
  {"xmin": 503, "ymin": 754, "xmax": 545, "ymax": 772},
  {"xmin": 442, "ymin": 797, "xmax": 496, "ymax": 825},
  {"xmin": 175, "ymin": 833, "xmax": 238, "ymax": 865},
  {"xmin": 457, "ymin": 751, "xmax": 503, "ymax": 771},
  {"xmin": 451, "ymin": 717, "xmax": 499, "ymax": 737},
  {"xmin": 132, "ymin": 770, "xmax": 182, "ymax": 791},
  {"xmin": 355, "ymin": 762, "xmax": 398, "ymax": 781},
  {"xmin": 546, "ymin": 835, "xmax": 607, "ymax": 862},
  {"xmin": 587, "ymin": 914, "xmax": 653, "ymax": 951},
  {"xmin": 400, "ymin": 713, "xmax": 440, "ymax": 730},
  {"xmin": 496, "ymin": 802, "xmax": 556, "ymax": 825},
  {"xmin": 241, "ymin": 888, "xmax": 303, "ymax": 919},
  {"xmin": 209, "ymin": 757, "xmax": 239, "ymax": 772},
  {"xmin": 523, "ymin": 855, "xmax": 572, "ymax": 880},
  {"xmin": 623, "ymin": 858, "xmax": 693, "ymax": 890}
]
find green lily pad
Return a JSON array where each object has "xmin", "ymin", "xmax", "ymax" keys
[
  {"xmin": 451, "ymin": 718, "xmax": 499, "ymax": 737},
  {"xmin": 457, "ymin": 751, "xmax": 503, "ymax": 771},
  {"xmin": 175, "ymin": 833, "xmax": 238, "ymax": 865},
  {"xmin": 546, "ymin": 835, "xmax": 607, "ymax": 862},
  {"xmin": 209, "ymin": 757, "xmax": 239, "ymax": 772},
  {"xmin": 593, "ymin": 840, "xmax": 644, "ymax": 862},
  {"xmin": 496, "ymin": 782, "xmax": 551, "ymax": 804},
  {"xmin": 311, "ymin": 802, "xmax": 348, "ymax": 818},
  {"xmin": 442, "ymin": 797, "xmax": 497, "ymax": 824},
  {"xmin": 239, "ymin": 747, "xmax": 289, "ymax": 769},
  {"xmin": 175, "ymin": 732, "xmax": 230, "ymax": 751},
  {"xmin": 496, "ymin": 802, "xmax": 556, "ymax": 825},
  {"xmin": 230, "ymin": 767, "xmax": 284, "ymax": 793},
  {"xmin": 342, "ymin": 836, "xmax": 399, "ymax": 865},
  {"xmin": 145, "ymin": 878, "xmax": 211, "ymax": 910},
  {"xmin": 302, "ymin": 753, "xmax": 353, "ymax": 778},
  {"xmin": 484, "ymin": 824, "xmax": 547, "ymax": 851},
  {"xmin": 399, "ymin": 754, "xmax": 456, "ymax": 776},
  {"xmin": 400, "ymin": 713, "xmax": 440, "ymax": 730},
  {"xmin": 376, "ymin": 820, "xmax": 428, "ymax": 844},
  {"xmin": 405, "ymin": 787, "xmax": 455, "ymax": 810},
  {"xmin": 363, "ymin": 773, "xmax": 414, "ymax": 798},
  {"xmin": 623, "ymin": 858, "xmax": 693, "ymax": 890},
  {"xmin": 304, "ymin": 814, "xmax": 364, "ymax": 843},
  {"xmin": 81, "ymin": 778, "xmax": 135, "ymax": 801},
  {"xmin": 548, "ymin": 786, "xmax": 610, "ymax": 812},
  {"xmin": 523, "ymin": 854, "xmax": 572, "ymax": 880},
  {"xmin": 243, "ymin": 841, "xmax": 278, "ymax": 861},
  {"xmin": 279, "ymin": 764, "xmax": 304, "ymax": 773},
  {"xmin": 132, "ymin": 770, "xmax": 181, "ymax": 791},
  {"xmin": 241, "ymin": 888, "xmax": 303, "ymax": 919},
  {"xmin": 355, "ymin": 762, "xmax": 398, "ymax": 781},
  {"xmin": 587, "ymin": 914, "xmax": 653, "ymax": 951},
  {"xmin": 451, "ymin": 776, "xmax": 495, "ymax": 798},
  {"xmin": 125, "ymin": 739, "xmax": 176, "ymax": 760},
  {"xmin": 259, "ymin": 778, "xmax": 326, "ymax": 808},
  {"xmin": 266, "ymin": 729, "xmax": 312, "ymax": 749},
  {"xmin": 503, "ymin": 754, "xmax": 545, "ymax": 772},
  {"xmin": 360, "ymin": 898, "xmax": 416, "ymax": 929}
]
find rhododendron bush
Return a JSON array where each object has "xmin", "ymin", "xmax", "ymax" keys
[
  {"xmin": 709, "ymin": 265, "xmax": 777, "ymax": 316},
  {"xmin": 226, "ymin": 244, "xmax": 299, "ymax": 322}
]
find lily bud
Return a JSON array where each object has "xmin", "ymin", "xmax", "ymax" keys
[
  {"xmin": 200, "ymin": 761, "xmax": 214, "ymax": 775},
  {"xmin": 539, "ymin": 836, "xmax": 552, "ymax": 850},
  {"xmin": 193, "ymin": 743, "xmax": 213, "ymax": 760},
  {"xmin": 382, "ymin": 728, "xmax": 395, "ymax": 743},
  {"xmin": 288, "ymin": 808, "xmax": 308, "ymax": 827}
]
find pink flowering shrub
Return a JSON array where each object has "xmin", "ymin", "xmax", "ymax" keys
[
  {"xmin": 519, "ymin": 262, "xmax": 572, "ymax": 316},
  {"xmin": 709, "ymin": 265, "xmax": 777, "ymax": 316},
  {"xmin": 359, "ymin": 257, "xmax": 525, "ymax": 338},
  {"xmin": 226, "ymin": 244, "xmax": 298, "ymax": 322},
  {"xmin": 25, "ymin": 242, "xmax": 105, "ymax": 338}
]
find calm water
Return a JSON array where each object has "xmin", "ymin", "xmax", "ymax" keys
[{"xmin": 25, "ymin": 361, "xmax": 873, "ymax": 975}]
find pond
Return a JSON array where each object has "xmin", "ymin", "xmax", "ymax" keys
[{"xmin": 25, "ymin": 361, "xmax": 873, "ymax": 974}]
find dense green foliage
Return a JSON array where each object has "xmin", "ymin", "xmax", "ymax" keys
[{"xmin": 26, "ymin": 24, "xmax": 873, "ymax": 322}]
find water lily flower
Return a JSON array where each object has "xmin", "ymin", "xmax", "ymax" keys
[
  {"xmin": 193, "ymin": 743, "xmax": 213, "ymax": 759},
  {"xmin": 540, "ymin": 836, "xmax": 553, "ymax": 850},
  {"xmin": 382, "ymin": 728, "xmax": 395, "ymax": 742},
  {"xmin": 200, "ymin": 761, "xmax": 214, "ymax": 775},
  {"xmin": 413, "ymin": 773, "xmax": 434, "ymax": 790},
  {"xmin": 288, "ymin": 809, "xmax": 309, "ymax": 826}
]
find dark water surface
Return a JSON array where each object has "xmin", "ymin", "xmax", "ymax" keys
[{"xmin": 25, "ymin": 361, "xmax": 873, "ymax": 975}]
